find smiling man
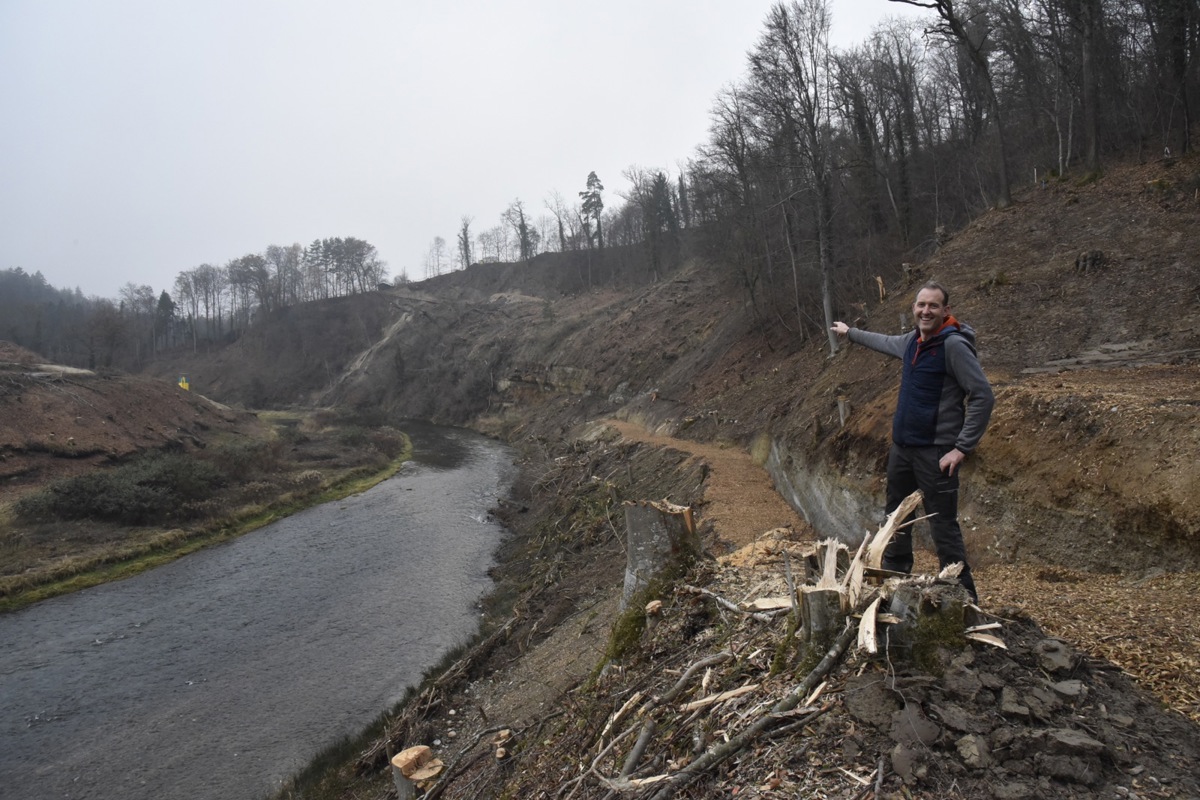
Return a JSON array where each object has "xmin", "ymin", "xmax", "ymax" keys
[{"xmin": 831, "ymin": 282, "xmax": 994, "ymax": 602}]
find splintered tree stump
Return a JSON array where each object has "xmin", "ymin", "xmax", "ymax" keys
[
  {"xmin": 800, "ymin": 587, "xmax": 846, "ymax": 654},
  {"xmin": 804, "ymin": 538, "xmax": 850, "ymax": 587},
  {"xmin": 623, "ymin": 500, "xmax": 699, "ymax": 608},
  {"xmin": 879, "ymin": 581, "xmax": 973, "ymax": 669}
]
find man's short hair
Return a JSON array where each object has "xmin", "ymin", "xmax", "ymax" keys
[{"xmin": 915, "ymin": 281, "xmax": 950, "ymax": 307}]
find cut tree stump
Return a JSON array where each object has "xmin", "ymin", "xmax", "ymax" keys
[
  {"xmin": 800, "ymin": 587, "xmax": 845, "ymax": 648},
  {"xmin": 875, "ymin": 580, "xmax": 974, "ymax": 667},
  {"xmin": 622, "ymin": 500, "xmax": 699, "ymax": 608},
  {"xmin": 391, "ymin": 745, "xmax": 434, "ymax": 800}
]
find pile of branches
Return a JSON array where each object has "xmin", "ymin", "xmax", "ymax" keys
[{"xmin": 534, "ymin": 491, "xmax": 993, "ymax": 799}]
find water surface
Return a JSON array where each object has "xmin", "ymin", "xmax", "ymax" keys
[{"xmin": 0, "ymin": 424, "xmax": 514, "ymax": 800}]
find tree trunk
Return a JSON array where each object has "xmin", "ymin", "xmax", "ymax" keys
[{"xmin": 622, "ymin": 500, "xmax": 699, "ymax": 608}]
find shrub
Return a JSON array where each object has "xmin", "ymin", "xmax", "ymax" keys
[
  {"xmin": 368, "ymin": 427, "xmax": 409, "ymax": 459},
  {"xmin": 208, "ymin": 438, "xmax": 280, "ymax": 480},
  {"xmin": 338, "ymin": 427, "xmax": 369, "ymax": 448},
  {"xmin": 15, "ymin": 453, "xmax": 226, "ymax": 526}
]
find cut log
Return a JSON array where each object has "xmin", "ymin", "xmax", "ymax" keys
[{"xmin": 622, "ymin": 499, "xmax": 699, "ymax": 608}]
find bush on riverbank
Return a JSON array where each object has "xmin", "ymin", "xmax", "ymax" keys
[{"xmin": 15, "ymin": 452, "xmax": 227, "ymax": 525}]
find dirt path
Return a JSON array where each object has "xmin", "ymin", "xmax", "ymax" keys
[
  {"xmin": 606, "ymin": 419, "xmax": 808, "ymax": 550},
  {"xmin": 607, "ymin": 421, "xmax": 1200, "ymax": 724}
]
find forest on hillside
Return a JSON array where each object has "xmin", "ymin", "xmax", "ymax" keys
[{"xmin": 4, "ymin": 0, "xmax": 1195, "ymax": 371}]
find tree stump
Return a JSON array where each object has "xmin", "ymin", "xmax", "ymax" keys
[
  {"xmin": 622, "ymin": 500, "xmax": 699, "ymax": 609},
  {"xmin": 879, "ymin": 581, "xmax": 973, "ymax": 671},
  {"xmin": 800, "ymin": 586, "xmax": 845, "ymax": 651},
  {"xmin": 390, "ymin": 745, "xmax": 444, "ymax": 799}
]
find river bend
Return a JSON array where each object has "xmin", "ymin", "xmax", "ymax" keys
[{"xmin": 0, "ymin": 425, "xmax": 514, "ymax": 800}]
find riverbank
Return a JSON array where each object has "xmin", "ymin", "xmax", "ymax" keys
[{"xmin": 0, "ymin": 406, "xmax": 411, "ymax": 612}]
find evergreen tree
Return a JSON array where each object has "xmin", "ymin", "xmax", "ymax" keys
[{"xmin": 579, "ymin": 172, "xmax": 605, "ymax": 251}]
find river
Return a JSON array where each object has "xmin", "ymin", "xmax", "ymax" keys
[{"xmin": 0, "ymin": 424, "xmax": 515, "ymax": 800}]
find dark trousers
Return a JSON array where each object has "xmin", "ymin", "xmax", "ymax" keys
[{"xmin": 883, "ymin": 443, "xmax": 978, "ymax": 602}]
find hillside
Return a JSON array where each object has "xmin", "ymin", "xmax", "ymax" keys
[
  {"xmin": 164, "ymin": 159, "xmax": 1200, "ymax": 575},
  {"xmin": 131, "ymin": 157, "xmax": 1200, "ymax": 798}
]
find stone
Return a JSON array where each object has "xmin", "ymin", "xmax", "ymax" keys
[
  {"xmin": 992, "ymin": 780, "xmax": 1037, "ymax": 799},
  {"xmin": 956, "ymin": 733, "xmax": 992, "ymax": 768},
  {"xmin": 942, "ymin": 664, "xmax": 983, "ymax": 700},
  {"xmin": 1035, "ymin": 754, "xmax": 1103, "ymax": 785},
  {"xmin": 890, "ymin": 703, "xmax": 941, "ymax": 747},
  {"xmin": 1035, "ymin": 638, "xmax": 1076, "ymax": 674},
  {"xmin": 1049, "ymin": 679, "xmax": 1086, "ymax": 701},
  {"xmin": 1043, "ymin": 728, "xmax": 1107, "ymax": 756},
  {"xmin": 844, "ymin": 674, "xmax": 902, "ymax": 730},
  {"xmin": 1024, "ymin": 685, "xmax": 1063, "ymax": 719},
  {"xmin": 890, "ymin": 742, "xmax": 924, "ymax": 784},
  {"xmin": 928, "ymin": 701, "xmax": 987, "ymax": 734},
  {"xmin": 978, "ymin": 671, "xmax": 1005, "ymax": 690},
  {"xmin": 1000, "ymin": 686, "xmax": 1031, "ymax": 718}
]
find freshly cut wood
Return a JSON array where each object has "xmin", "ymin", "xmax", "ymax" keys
[
  {"xmin": 409, "ymin": 759, "xmax": 444, "ymax": 782},
  {"xmin": 391, "ymin": 745, "xmax": 432, "ymax": 777},
  {"xmin": 804, "ymin": 539, "xmax": 849, "ymax": 586},
  {"xmin": 865, "ymin": 490, "xmax": 923, "ymax": 569},
  {"xmin": 966, "ymin": 632, "xmax": 1007, "ymax": 649},
  {"xmin": 857, "ymin": 596, "xmax": 882, "ymax": 655},
  {"xmin": 818, "ymin": 539, "xmax": 846, "ymax": 588},
  {"xmin": 745, "ymin": 596, "xmax": 792, "ymax": 611},
  {"xmin": 391, "ymin": 745, "xmax": 433, "ymax": 800},
  {"xmin": 678, "ymin": 683, "xmax": 760, "ymax": 712}
]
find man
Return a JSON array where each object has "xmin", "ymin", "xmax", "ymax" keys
[{"xmin": 831, "ymin": 282, "xmax": 994, "ymax": 602}]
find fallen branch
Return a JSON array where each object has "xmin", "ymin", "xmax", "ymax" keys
[
  {"xmin": 423, "ymin": 723, "xmax": 517, "ymax": 800},
  {"xmin": 356, "ymin": 615, "xmax": 519, "ymax": 773},
  {"xmin": 678, "ymin": 683, "xmax": 760, "ymax": 713},
  {"xmin": 648, "ymin": 620, "xmax": 860, "ymax": 800},
  {"xmin": 679, "ymin": 584, "xmax": 782, "ymax": 622},
  {"xmin": 658, "ymin": 652, "xmax": 734, "ymax": 706}
]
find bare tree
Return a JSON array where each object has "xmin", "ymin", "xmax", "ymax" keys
[
  {"xmin": 748, "ymin": 0, "xmax": 841, "ymax": 354},
  {"xmin": 891, "ymin": 0, "xmax": 1012, "ymax": 207},
  {"xmin": 425, "ymin": 236, "xmax": 448, "ymax": 278}
]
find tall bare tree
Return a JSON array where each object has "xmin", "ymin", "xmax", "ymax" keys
[
  {"xmin": 748, "ymin": 0, "xmax": 841, "ymax": 354},
  {"xmin": 891, "ymin": 0, "xmax": 1012, "ymax": 207}
]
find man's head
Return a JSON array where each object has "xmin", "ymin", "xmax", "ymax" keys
[{"xmin": 912, "ymin": 282, "xmax": 950, "ymax": 339}]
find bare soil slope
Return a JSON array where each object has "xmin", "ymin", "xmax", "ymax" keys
[{"xmin": 0, "ymin": 360, "xmax": 261, "ymax": 505}]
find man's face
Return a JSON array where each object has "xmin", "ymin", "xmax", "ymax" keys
[{"xmin": 912, "ymin": 288, "xmax": 949, "ymax": 339}]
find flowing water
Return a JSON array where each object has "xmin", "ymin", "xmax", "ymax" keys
[{"xmin": 0, "ymin": 424, "xmax": 515, "ymax": 800}]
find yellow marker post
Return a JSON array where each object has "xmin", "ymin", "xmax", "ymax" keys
[{"xmin": 178, "ymin": 376, "xmax": 190, "ymax": 391}]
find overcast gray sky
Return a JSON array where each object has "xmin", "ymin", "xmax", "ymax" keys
[{"xmin": 1, "ymin": 0, "xmax": 929, "ymax": 299}]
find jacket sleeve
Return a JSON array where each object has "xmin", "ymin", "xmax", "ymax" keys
[
  {"xmin": 846, "ymin": 328, "xmax": 911, "ymax": 359},
  {"xmin": 945, "ymin": 336, "xmax": 995, "ymax": 453}
]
